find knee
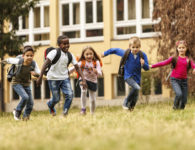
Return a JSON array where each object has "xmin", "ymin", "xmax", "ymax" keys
[
  {"xmin": 22, "ymin": 95, "xmax": 29, "ymax": 101},
  {"xmin": 134, "ymin": 85, "xmax": 140, "ymax": 91},
  {"xmin": 176, "ymin": 92, "xmax": 182, "ymax": 99}
]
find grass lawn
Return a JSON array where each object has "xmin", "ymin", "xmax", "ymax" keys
[{"xmin": 1, "ymin": 100, "xmax": 195, "ymax": 150}]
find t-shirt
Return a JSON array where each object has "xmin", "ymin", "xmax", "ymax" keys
[{"xmin": 46, "ymin": 49, "xmax": 77, "ymax": 80}]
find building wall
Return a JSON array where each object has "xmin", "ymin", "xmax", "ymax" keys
[{"xmin": 3, "ymin": 0, "xmax": 171, "ymax": 105}]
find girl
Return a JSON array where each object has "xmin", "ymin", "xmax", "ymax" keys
[
  {"xmin": 1, "ymin": 46, "xmax": 40, "ymax": 120},
  {"xmin": 69, "ymin": 46, "xmax": 102, "ymax": 115},
  {"xmin": 150, "ymin": 41, "xmax": 195, "ymax": 109}
]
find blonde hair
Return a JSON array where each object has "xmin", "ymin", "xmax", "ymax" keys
[{"xmin": 129, "ymin": 36, "xmax": 141, "ymax": 47}]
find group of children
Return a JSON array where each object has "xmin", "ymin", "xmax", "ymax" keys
[{"xmin": 1, "ymin": 35, "xmax": 195, "ymax": 121}]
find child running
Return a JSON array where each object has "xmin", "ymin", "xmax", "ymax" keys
[
  {"xmin": 0, "ymin": 46, "xmax": 40, "ymax": 121},
  {"xmin": 69, "ymin": 46, "xmax": 102, "ymax": 115},
  {"xmin": 101, "ymin": 36, "xmax": 149, "ymax": 111},
  {"xmin": 36, "ymin": 35, "xmax": 87, "ymax": 116},
  {"xmin": 150, "ymin": 40, "xmax": 195, "ymax": 109}
]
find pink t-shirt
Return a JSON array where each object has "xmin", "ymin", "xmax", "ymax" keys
[{"xmin": 152, "ymin": 56, "xmax": 195, "ymax": 79}]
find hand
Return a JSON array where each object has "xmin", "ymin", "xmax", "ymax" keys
[
  {"xmin": 92, "ymin": 68, "xmax": 97, "ymax": 74},
  {"xmin": 140, "ymin": 58, "xmax": 145, "ymax": 66},
  {"xmin": 80, "ymin": 80, "xmax": 87, "ymax": 89},
  {"xmin": 0, "ymin": 60, "xmax": 7, "ymax": 64},
  {"xmin": 36, "ymin": 77, "xmax": 42, "ymax": 86},
  {"xmin": 149, "ymin": 65, "xmax": 152, "ymax": 68},
  {"xmin": 101, "ymin": 53, "xmax": 105, "ymax": 58},
  {"xmin": 192, "ymin": 69, "xmax": 195, "ymax": 75}
]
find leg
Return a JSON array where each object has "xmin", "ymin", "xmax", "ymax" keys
[
  {"xmin": 89, "ymin": 90, "xmax": 96, "ymax": 114},
  {"xmin": 80, "ymin": 85, "xmax": 87, "ymax": 114},
  {"xmin": 180, "ymin": 79, "xmax": 188, "ymax": 109},
  {"xmin": 170, "ymin": 78, "xmax": 182, "ymax": 109},
  {"xmin": 47, "ymin": 80, "xmax": 61, "ymax": 115},
  {"xmin": 23, "ymin": 86, "xmax": 34, "ymax": 118},
  {"xmin": 124, "ymin": 77, "xmax": 140, "ymax": 109},
  {"xmin": 60, "ymin": 78, "xmax": 73, "ymax": 115}
]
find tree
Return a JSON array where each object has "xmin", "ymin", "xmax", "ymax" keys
[
  {"xmin": 153, "ymin": 0, "xmax": 195, "ymax": 96},
  {"xmin": 0, "ymin": 0, "xmax": 39, "ymax": 112}
]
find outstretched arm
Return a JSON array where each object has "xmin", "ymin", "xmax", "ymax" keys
[
  {"xmin": 151, "ymin": 57, "xmax": 173, "ymax": 68},
  {"xmin": 101, "ymin": 48, "xmax": 125, "ymax": 58},
  {"xmin": 36, "ymin": 58, "xmax": 51, "ymax": 86}
]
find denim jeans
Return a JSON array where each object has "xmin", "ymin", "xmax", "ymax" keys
[
  {"xmin": 123, "ymin": 77, "xmax": 140, "ymax": 109},
  {"xmin": 13, "ymin": 84, "xmax": 33, "ymax": 117},
  {"xmin": 170, "ymin": 77, "xmax": 188, "ymax": 109},
  {"xmin": 47, "ymin": 78, "xmax": 73, "ymax": 112}
]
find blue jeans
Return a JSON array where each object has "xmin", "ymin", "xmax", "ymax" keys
[
  {"xmin": 13, "ymin": 84, "xmax": 33, "ymax": 117},
  {"xmin": 170, "ymin": 77, "xmax": 188, "ymax": 109},
  {"xmin": 47, "ymin": 78, "xmax": 73, "ymax": 112},
  {"xmin": 123, "ymin": 77, "xmax": 140, "ymax": 109}
]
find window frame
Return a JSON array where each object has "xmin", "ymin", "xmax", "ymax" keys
[
  {"xmin": 59, "ymin": 0, "xmax": 104, "ymax": 43},
  {"xmin": 113, "ymin": 0, "xmax": 159, "ymax": 39},
  {"xmin": 16, "ymin": 0, "xmax": 50, "ymax": 46}
]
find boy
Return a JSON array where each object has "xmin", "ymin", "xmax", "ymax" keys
[
  {"xmin": 101, "ymin": 36, "xmax": 149, "ymax": 111},
  {"xmin": 1, "ymin": 46, "xmax": 40, "ymax": 120},
  {"xmin": 36, "ymin": 35, "xmax": 87, "ymax": 116}
]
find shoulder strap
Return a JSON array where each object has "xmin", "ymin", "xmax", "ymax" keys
[
  {"xmin": 119, "ymin": 49, "xmax": 131, "ymax": 67},
  {"xmin": 139, "ymin": 51, "xmax": 144, "ymax": 59},
  {"xmin": 15, "ymin": 58, "xmax": 24, "ymax": 76},
  {"xmin": 93, "ymin": 61, "xmax": 96, "ymax": 68},
  {"xmin": 52, "ymin": 48, "xmax": 61, "ymax": 64},
  {"xmin": 187, "ymin": 58, "xmax": 191, "ymax": 71},
  {"xmin": 81, "ymin": 60, "xmax": 86, "ymax": 71},
  {"xmin": 171, "ymin": 56, "xmax": 178, "ymax": 69},
  {"xmin": 67, "ymin": 51, "xmax": 73, "ymax": 67}
]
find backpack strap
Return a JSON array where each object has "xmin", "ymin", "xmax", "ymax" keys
[
  {"xmin": 52, "ymin": 48, "xmax": 61, "ymax": 64},
  {"xmin": 93, "ymin": 61, "xmax": 96, "ymax": 68},
  {"xmin": 80, "ymin": 60, "xmax": 86, "ymax": 72},
  {"xmin": 139, "ymin": 51, "xmax": 144, "ymax": 59},
  {"xmin": 119, "ymin": 49, "xmax": 131, "ymax": 67},
  {"xmin": 66, "ymin": 51, "xmax": 73, "ymax": 67},
  {"xmin": 171, "ymin": 56, "xmax": 178, "ymax": 69}
]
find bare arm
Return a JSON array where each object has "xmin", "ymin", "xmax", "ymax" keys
[
  {"xmin": 36, "ymin": 58, "xmax": 51, "ymax": 86},
  {"xmin": 74, "ymin": 64, "xmax": 87, "ymax": 89}
]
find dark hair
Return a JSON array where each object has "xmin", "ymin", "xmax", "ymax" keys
[
  {"xmin": 23, "ymin": 46, "xmax": 34, "ymax": 54},
  {"xmin": 57, "ymin": 35, "xmax": 69, "ymax": 46},
  {"xmin": 78, "ymin": 46, "xmax": 101, "ymax": 62}
]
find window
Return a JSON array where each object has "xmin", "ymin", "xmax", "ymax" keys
[
  {"xmin": 60, "ymin": 0, "xmax": 103, "ymax": 43},
  {"xmin": 16, "ymin": 0, "xmax": 50, "ymax": 46},
  {"xmin": 117, "ymin": 77, "xmax": 125, "ymax": 96},
  {"xmin": 34, "ymin": 81, "xmax": 41, "ymax": 99},
  {"xmin": 44, "ymin": 80, "xmax": 50, "ymax": 99},
  {"xmin": 114, "ymin": 0, "xmax": 158, "ymax": 39},
  {"xmin": 98, "ymin": 78, "xmax": 104, "ymax": 96}
]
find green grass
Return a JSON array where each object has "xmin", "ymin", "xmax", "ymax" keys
[{"xmin": 1, "ymin": 100, "xmax": 195, "ymax": 150}]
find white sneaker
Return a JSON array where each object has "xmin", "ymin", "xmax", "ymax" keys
[
  {"xmin": 13, "ymin": 109, "xmax": 20, "ymax": 121},
  {"xmin": 122, "ymin": 105, "xmax": 129, "ymax": 110}
]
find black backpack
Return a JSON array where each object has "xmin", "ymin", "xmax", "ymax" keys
[
  {"xmin": 44, "ymin": 47, "xmax": 73, "ymax": 75},
  {"xmin": 7, "ymin": 55, "xmax": 36, "ymax": 82},
  {"xmin": 118, "ymin": 49, "xmax": 144, "ymax": 77}
]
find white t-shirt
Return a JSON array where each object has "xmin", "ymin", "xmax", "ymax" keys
[{"xmin": 46, "ymin": 49, "xmax": 77, "ymax": 80}]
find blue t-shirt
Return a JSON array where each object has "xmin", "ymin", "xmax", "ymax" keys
[{"xmin": 104, "ymin": 48, "xmax": 149, "ymax": 84}]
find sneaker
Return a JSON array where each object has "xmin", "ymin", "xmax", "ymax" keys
[
  {"xmin": 47, "ymin": 101, "xmax": 56, "ymax": 116},
  {"xmin": 13, "ymin": 109, "xmax": 21, "ymax": 121},
  {"xmin": 63, "ymin": 108, "xmax": 68, "ymax": 117},
  {"xmin": 80, "ymin": 108, "xmax": 86, "ymax": 115},
  {"xmin": 122, "ymin": 105, "xmax": 129, "ymax": 110}
]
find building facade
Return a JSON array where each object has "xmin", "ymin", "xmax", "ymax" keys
[{"xmin": 2, "ymin": 0, "xmax": 171, "ymax": 111}]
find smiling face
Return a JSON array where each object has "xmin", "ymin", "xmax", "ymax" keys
[
  {"xmin": 177, "ymin": 43, "xmax": 187, "ymax": 57},
  {"xmin": 129, "ymin": 43, "xmax": 141, "ymax": 55},
  {"xmin": 59, "ymin": 38, "xmax": 70, "ymax": 53},
  {"xmin": 84, "ymin": 49, "xmax": 94, "ymax": 62},
  {"xmin": 23, "ymin": 51, "xmax": 34, "ymax": 64}
]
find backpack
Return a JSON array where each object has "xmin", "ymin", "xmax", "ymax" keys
[
  {"xmin": 118, "ymin": 49, "xmax": 144, "ymax": 77},
  {"xmin": 44, "ymin": 47, "xmax": 72, "ymax": 75},
  {"xmin": 76, "ymin": 59, "xmax": 103, "ymax": 78},
  {"xmin": 7, "ymin": 55, "xmax": 36, "ymax": 82}
]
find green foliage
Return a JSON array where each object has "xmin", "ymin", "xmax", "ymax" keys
[
  {"xmin": 141, "ymin": 72, "xmax": 151, "ymax": 95},
  {"xmin": 0, "ymin": 0, "xmax": 39, "ymax": 57}
]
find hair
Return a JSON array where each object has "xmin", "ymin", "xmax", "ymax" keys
[
  {"xmin": 78, "ymin": 46, "xmax": 101, "ymax": 62},
  {"xmin": 23, "ymin": 46, "xmax": 34, "ymax": 54},
  {"xmin": 57, "ymin": 35, "xmax": 69, "ymax": 46},
  {"xmin": 175, "ymin": 40, "xmax": 190, "ymax": 57},
  {"xmin": 129, "ymin": 36, "xmax": 141, "ymax": 47}
]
